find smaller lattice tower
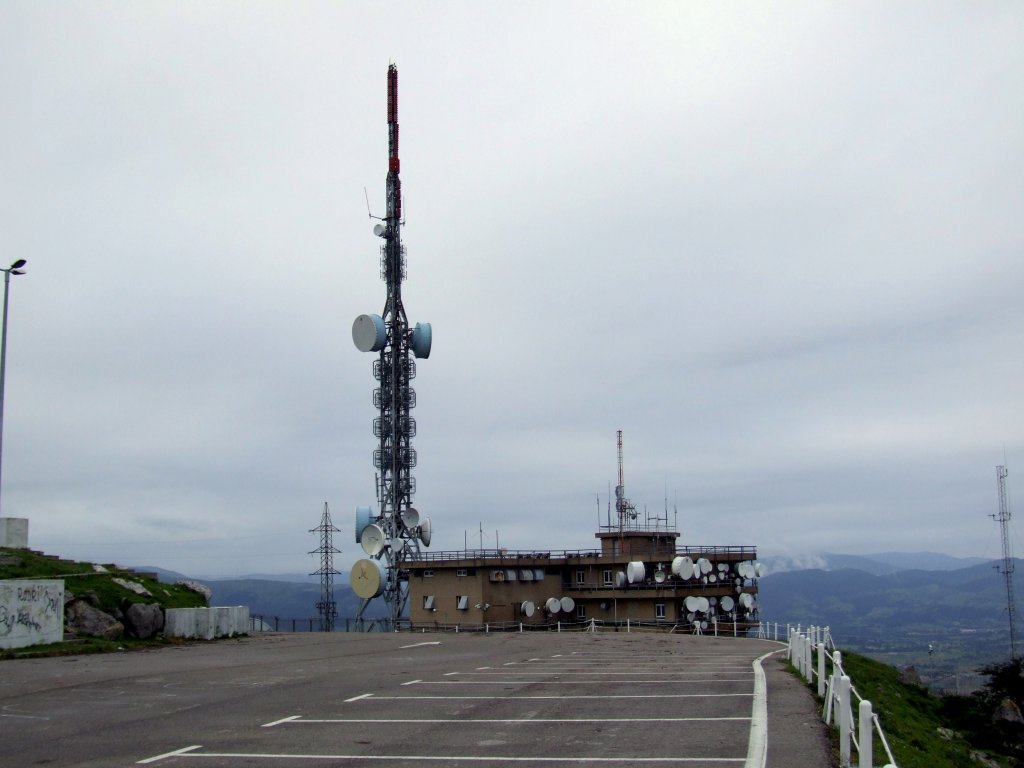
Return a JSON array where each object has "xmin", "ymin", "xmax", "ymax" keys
[
  {"xmin": 992, "ymin": 465, "xmax": 1016, "ymax": 660},
  {"xmin": 614, "ymin": 430, "xmax": 637, "ymax": 531},
  {"xmin": 309, "ymin": 502, "xmax": 341, "ymax": 632}
]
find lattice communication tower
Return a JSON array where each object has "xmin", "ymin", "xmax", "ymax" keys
[
  {"xmin": 993, "ymin": 464, "xmax": 1017, "ymax": 659},
  {"xmin": 350, "ymin": 63, "xmax": 433, "ymax": 628}
]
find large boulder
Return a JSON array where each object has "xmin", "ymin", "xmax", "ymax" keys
[
  {"xmin": 124, "ymin": 603, "xmax": 164, "ymax": 640},
  {"xmin": 176, "ymin": 580, "xmax": 212, "ymax": 604},
  {"xmin": 65, "ymin": 599, "xmax": 123, "ymax": 640}
]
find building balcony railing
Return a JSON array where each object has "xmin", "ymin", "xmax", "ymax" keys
[{"xmin": 408, "ymin": 545, "xmax": 757, "ymax": 564}]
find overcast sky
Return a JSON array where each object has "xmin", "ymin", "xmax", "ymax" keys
[{"xmin": 1, "ymin": 2, "xmax": 1021, "ymax": 577}]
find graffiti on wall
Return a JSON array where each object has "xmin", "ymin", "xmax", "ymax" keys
[{"xmin": 0, "ymin": 579, "xmax": 64, "ymax": 649}]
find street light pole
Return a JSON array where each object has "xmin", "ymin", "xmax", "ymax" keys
[{"xmin": 0, "ymin": 258, "xmax": 27, "ymax": 518}]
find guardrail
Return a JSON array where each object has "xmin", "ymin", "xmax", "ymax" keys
[{"xmin": 788, "ymin": 625, "xmax": 897, "ymax": 768}]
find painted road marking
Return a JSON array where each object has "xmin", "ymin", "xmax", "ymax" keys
[
  {"xmin": 364, "ymin": 693, "xmax": 754, "ymax": 700},
  {"xmin": 138, "ymin": 749, "xmax": 745, "ymax": 763},
  {"xmin": 274, "ymin": 716, "xmax": 751, "ymax": 724},
  {"xmin": 136, "ymin": 745, "xmax": 201, "ymax": 764},
  {"xmin": 395, "ymin": 684, "xmax": 749, "ymax": 688},
  {"xmin": 261, "ymin": 715, "xmax": 301, "ymax": 728},
  {"xmin": 744, "ymin": 647, "xmax": 786, "ymax": 768},
  {"xmin": 399, "ymin": 641, "xmax": 442, "ymax": 649},
  {"xmin": 343, "ymin": 693, "xmax": 373, "ymax": 703}
]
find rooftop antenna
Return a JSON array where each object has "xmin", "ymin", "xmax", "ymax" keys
[
  {"xmin": 309, "ymin": 502, "xmax": 341, "ymax": 632},
  {"xmin": 993, "ymin": 464, "xmax": 1017, "ymax": 660},
  {"xmin": 351, "ymin": 63, "xmax": 434, "ymax": 629}
]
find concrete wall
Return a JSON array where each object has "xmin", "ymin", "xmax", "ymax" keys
[
  {"xmin": 0, "ymin": 517, "xmax": 29, "ymax": 548},
  {"xmin": 164, "ymin": 606, "xmax": 249, "ymax": 639},
  {"xmin": 0, "ymin": 579, "xmax": 64, "ymax": 649}
]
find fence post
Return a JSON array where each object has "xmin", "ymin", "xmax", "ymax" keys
[
  {"xmin": 519, "ymin": 622, "xmax": 523, "ymax": 633},
  {"xmin": 859, "ymin": 699, "xmax": 873, "ymax": 768},
  {"xmin": 817, "ymin": 643, "xmax": 826, "ymax": 697},
  {"xmin": 838, "ymin": 674, "xmax": 852, "ymax": 767},
  {"xmin": 802, "ymin": 634, "xmax": 811, "ymax": 684}
]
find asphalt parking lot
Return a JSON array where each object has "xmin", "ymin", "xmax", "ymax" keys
[{"xmin": 0, "ymin": 631, "xmax": 831, "ymax": 767}]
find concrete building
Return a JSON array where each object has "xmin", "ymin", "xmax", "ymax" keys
[{"xmin": 406, "ymin": 524, "xmax": 759, "ymax": 631}]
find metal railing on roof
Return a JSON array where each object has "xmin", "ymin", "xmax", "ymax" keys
[{"xmin": 408, "ymin": 545, "xmax": 758, "ymax": 563}]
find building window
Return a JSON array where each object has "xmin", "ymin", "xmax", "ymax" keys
[
  {"xmin": 576, "ymin": 604, "xmax": 586, "ymax": 620},
  {"xmin": 655, "ymin": 603, "xmax": 666, "ymax": 620},
  {"xmin": 602, "ymin": 569, "xmax": 612, "ymax": 585},
  {"xmin": 423, "ymin": 570, "xmax": 434, "ymax": 578},
  {"xmin": 456, "ymin": 569, "xmax": 468, "ymax": 577},
  {"xmin": 576, "ymin": 570, "xmax": 586, "ymax": 585},
  {"xmin": 423, "ymin": 595, "xmax": 435, "ymax": 611},
  {"xmin": 456, "ymin": 595, "xmax": 469, "ymax": 610}
]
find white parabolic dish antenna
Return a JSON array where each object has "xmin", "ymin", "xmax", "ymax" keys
[
  {"xmin": 654, "ymin": 568, "xmax": 666, "ymax": 584},
  {"xmin": 359, "ymin": 523, "xmax": 386, "ymax": 556},
  {"xmin": 373, "ymin": 222, "xmax": 387, "ymax": 237},
  {"xmin": 626, "ymin": 561, "xmax": 646, "ymax": 584},
  {"xmin": 671, "ymin": 556, "xmax": 684, "ymax": 576},
  {"xmin": 560, "ymin": 596, "xmax": 575, "ymax": 613},
  {"xmin": 721, "ymin": 595, "xmax": 735, "ymax": 612},
  {"xmin": 615, "ymin": 571, "xmax": 627, "ymax": 587},
  {"xmin": 698, "ymin": 558, "xmax": 712, "ymax": 575},
  {"xmin": 521, "ymin": 601, "xmax": 535, "ymax": 618},
  {"xmin": 351, "ymin": 558, "xmax": 386, "ymax": 599},
  {"xmin": 418, "ymin": 517, "xmax": 432, "ymax": 547},
  {"xmin": 546, "ymin": 597, "xmax": 561, "ymax": 614},
  {"xmin": 402, "ymin": 507, "xmax": 420, "ymax": 529},
  {"xmin": 684, "ymin": 595, "xmax": 699, "ymax": 611},
  {"xmin": 352, "ymin": 314, "xmax": 387, "ymax": 353},
  {"xmin": 740, "ymin": 592, "xmax": 754, "ymax": 608},
  {"xmin": 355, "ymin": 505, "xmax": 373, "ymax": 544}
]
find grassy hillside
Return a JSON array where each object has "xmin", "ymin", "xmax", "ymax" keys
[
  {"xmin": 815, "ymin": 650, "xmax": 1012, "ymax": 768},
  {"xmin": 1, "ymin": 547, "xmax": 209, "ymax": 657}
]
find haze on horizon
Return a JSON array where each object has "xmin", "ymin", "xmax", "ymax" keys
[{"xmin": 0, "ymin": 2, "xmax": 1021, "ymax": 578}]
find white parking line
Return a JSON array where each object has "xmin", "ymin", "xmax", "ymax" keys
[
  {"xmin": 140, "ymin": 749, "xmax": 745, "ymax": 763},
  {"xmin": 280, "ymin": 716, "xmax": 751, "ymax": 724},
  {"xmin": 449, "ymin": 670, "xmax": 751, "ymax": 675},
  {"xmin": 136, "ymin": 745, "xmax": 201, "ymax": 764},
  {"xmin": 343, "ymin": 693, "xmax": 373, "ymax": 703},
  {"xmin": 395, "ymin": 684, "xmax": 749, "ymax": 688},
  {"xmin": 365, "ymin": 693, "xmax": 754, "ymax": 700},
  {"xmin": 399, "ymin": 641, "xmax": 442, "ymax": 649},
  {"xmin": 262, "ymin": 715, "xmax": 301, "ymax": 728}
]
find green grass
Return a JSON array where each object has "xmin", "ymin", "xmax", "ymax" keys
[
  {"xmin": 1, "ymin": 547, "xmax": 208, "ymax": 653},
  {"xmin": 806, "ymin": 649, "xmax": 1012, "ymax": 768}
]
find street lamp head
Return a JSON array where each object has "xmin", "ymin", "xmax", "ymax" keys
[
  {"xmin": 10, "ymin": 271, "xmax": 24, "ymax": 276},
  {"xmin": 9, "ymin": 260, "xmax": 26, "ymax": 270}
]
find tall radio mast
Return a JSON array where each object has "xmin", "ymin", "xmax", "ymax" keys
[
  {"xmin": 350, "ymin": 63, "xmax": 433, "ymax": 628},
  {"xmin": 993, "ymin": 464, "xmax": 1017, "ymax": 659}
]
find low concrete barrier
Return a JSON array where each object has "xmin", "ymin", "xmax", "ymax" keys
[
  {"xmin": 164, "ymin": 606, "xmax": 249, "ymax": 639},
  {"xmin": 0, "ymin": 578, "xmax": 64, "ymax": 649}
]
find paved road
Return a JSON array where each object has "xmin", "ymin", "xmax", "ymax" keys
[{"xmin": 0, "ymin": 632, "xmax": 831, "ymax": 767}]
